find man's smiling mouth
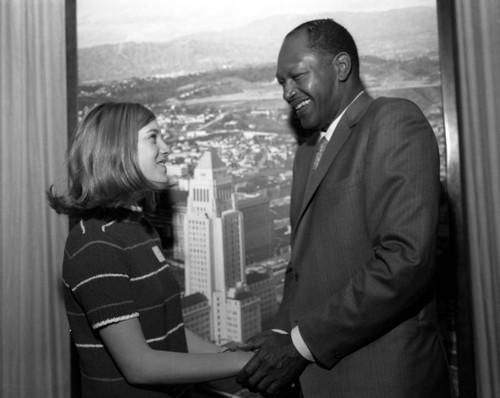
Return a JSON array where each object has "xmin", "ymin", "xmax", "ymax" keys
[{"xmin": 295, "ymin": 99, "xmax": 311, "ymax": 111}]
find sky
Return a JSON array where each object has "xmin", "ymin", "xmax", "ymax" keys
[{"xmin": 78, "ymin": 0, "xmax": 435, "ymax": 48}]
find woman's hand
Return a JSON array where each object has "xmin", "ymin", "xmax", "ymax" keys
[{"xmin": 99, "ymin": 319, "xmax": 255, "ymax": 385}]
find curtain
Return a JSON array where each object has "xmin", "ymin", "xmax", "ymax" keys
[
  {"xmin": 0, "ymin": 0, "xmax": 70, "ymax": 397},
  {"xmin": 453, "ymin": 1, "xmax": 500, "ymax": 397}
]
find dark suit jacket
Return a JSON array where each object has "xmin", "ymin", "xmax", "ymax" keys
[{"xmin": 274, "ymin": 93, "xmax": 453, "ymax": 397}]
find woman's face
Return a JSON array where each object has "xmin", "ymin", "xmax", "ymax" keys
[{"xmin": 137, "ymin": 120, "xmax": 169, "ymax": 185}]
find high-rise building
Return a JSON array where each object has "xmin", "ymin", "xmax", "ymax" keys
[
  {"xmin": 224, "ymin": 286, "xmax": 261, "ymax": 344},
  {"xmin": 165, "ymin": 162, "xmax": 189, "ymax": 177},
  {"xmin": 182, "ymin": 292, "xmax": 211, "ymax": 341},
  {"xmin": 172, "ymin": 195, "xmax": 188, "ymax": 261},
  {"xmin": 246, "ymin": 271, "xmax": 278, "ymax": 327},
  {"xmin": 184, "ymin": 149, "xmax": 260, "ymax": 343},
  {"xmin": 234, "ymin": 192, "xmax": 273, "ymax": 265}
]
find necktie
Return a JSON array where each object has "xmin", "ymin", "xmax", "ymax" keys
[{"xmin": 312, "ymin": 136, "xmax": 328, "ymax": 172}]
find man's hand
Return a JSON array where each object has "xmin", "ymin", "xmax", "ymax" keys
[
  {"xmin": 234, "ymin": 329, "xmax": 276, "ymax": 352},
  {"xmin": 236, "ymin": 332, "xmax": 310, "ymax": 397}
]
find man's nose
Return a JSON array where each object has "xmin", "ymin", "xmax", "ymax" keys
[{"xmin": 283, "ymin": 82, "xmax": 296, "ymax": 102}]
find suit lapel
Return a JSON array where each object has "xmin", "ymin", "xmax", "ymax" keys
[
  {"xmin": 291, "ymin": 92, "xmax": 373, "ymax": 240},
  {"xmin": 290, "ymin": 140, "xmax": 317, "ymax": 229}
]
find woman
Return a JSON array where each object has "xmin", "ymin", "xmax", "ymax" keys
[{"xmin": 48, "ymin": 102, "xmax": 253, "ymax": 397}]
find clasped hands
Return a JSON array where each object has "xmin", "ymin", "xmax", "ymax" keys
[{"xmin": 235, "ymin": 330, "xmax": 310, "ymax": 397}]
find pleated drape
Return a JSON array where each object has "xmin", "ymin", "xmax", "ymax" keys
[
  {"xmin": 453, "ymin": 1, "xmax": 500, "ymax": 397},
  {"xmin": 0, "ymin": 0, "xmax": 70, "ymax": 397}
]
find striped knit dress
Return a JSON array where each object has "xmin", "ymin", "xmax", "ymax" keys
[{"xmin": 63, "ymin": 211, "xmax": 190, "ymax": 398}]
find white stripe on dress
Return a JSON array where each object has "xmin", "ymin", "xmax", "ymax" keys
[
  {"xmin": 67, "ymin": 238, "xmax": 160, "ymax": 260},
  {"xmin": 92, "ymin": 312, "xmax": 140, "ymax": 330},
  {"xmin": 101, "ymin": 220, "xmax": 116, "ymax": 232},
  {"xmin": 78, "ymin": 320, "xmax": 183, "ymax": 345},
  {"xmin": 72, "ymin": 273, "xmax": 129, "ymax": 291},
  {"xmin": 130, "ymin": 264, "xmax": 169, "ymax": 281},
  {"xmin": 139, "ymin": 293, "xmax": 179, "ymax": 312}
]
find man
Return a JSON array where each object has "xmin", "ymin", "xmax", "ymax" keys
[{"xmin": 236, "ymin": 19, "xmax": 453, "ymax": 397}]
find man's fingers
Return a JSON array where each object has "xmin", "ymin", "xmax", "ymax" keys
[
  {"xmin": 234, "ymin": 341, "xmax": 256, "ymax": 351},
  {"xmin": 245, "ymin": 365, "xmax": 269, "ymax": 391},
  {"xmin": 235, "ymin": 329, "xmax": 278, "ymax": 353},
  {"xmin": 241, "ymin": 330, "xmax": 274, "ymax": 348},
  {"xmin": 265, "ymin": 380, "xmax": 283, "ymax": 397},
  {"xmin": 257, "ymin": 375, "xmax": 278, "ymax": 395},
  {"xmin": 243, "ymin": 355, "xmax": 262, "ymax": 375},
  {"xmin": 221, "ymin": 341, "xmax": 238, "ymax": 352},
  {"xmin": 236, "ymin": 332, "xmax": 308, "ymax": 397},
  {"xmin": 236, "ymin": 355, "xmax": 260, "ymax": 384}
]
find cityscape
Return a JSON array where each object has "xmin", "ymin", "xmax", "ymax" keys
[{"xmin": 77, "ymin": 4, "xmax": 452, "ymax": 396}]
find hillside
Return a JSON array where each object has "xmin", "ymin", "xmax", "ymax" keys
[{"xmin": 78, "ymin": 7, "xmax": 438, "ymax": 83}]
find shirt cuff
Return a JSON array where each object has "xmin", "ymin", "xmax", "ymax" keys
[{"xmin": 291, "ymin": 325, "xmax": 315, "ymax": 362}]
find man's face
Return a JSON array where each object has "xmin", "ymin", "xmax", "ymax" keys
[{"xmin": 276, "ymin": 30, "xmax": 339, "ymax": 132}]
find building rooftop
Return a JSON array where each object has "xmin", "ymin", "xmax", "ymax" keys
[
  {"xmin": 196, "ymin": 148, "xmax": 226, "ymax": 171},
  {"xmin": 231, "ymin": 290, "xmax": 255, "ymax": 301},
  {"xmin": 247, "ymin": 272, "xmax": 270, "ymax": 285},
  {"xmin": 181, "ymin": 292, "xmax": 208, "ymax": 308}
]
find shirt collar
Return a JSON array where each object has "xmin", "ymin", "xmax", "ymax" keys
[{"xmin": 321, "ymin": 90, "xmax": 364, "ymax": 142}]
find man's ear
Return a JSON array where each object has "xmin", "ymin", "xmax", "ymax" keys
[{"xmin": 334, "ymin": 52, "xmax": 351, "ymax": 82}]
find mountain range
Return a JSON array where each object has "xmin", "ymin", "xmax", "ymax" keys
[{"xmin": 78, "ymin": 7, "xmax": 438, "ymax": 83}]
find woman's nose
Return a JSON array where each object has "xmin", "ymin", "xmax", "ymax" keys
[{"xmin": 158, "ymin": 135, "xmax": 169, "ymax": 153}]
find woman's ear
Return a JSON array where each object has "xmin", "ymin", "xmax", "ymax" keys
[{"xmin": 334, "ymin": 52, "xmax": 351, "ymax": 82}]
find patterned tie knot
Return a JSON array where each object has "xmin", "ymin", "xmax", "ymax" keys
[{"xmin": 312, "ymin": 136, "xmax": 328, "ymax": 172}]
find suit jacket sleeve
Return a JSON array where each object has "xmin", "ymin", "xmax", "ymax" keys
[
  {"xmin": 272, "ymin": 262, "xmax": 296, "ymax": 332},
  {"xmin": 298, "ymin": 99, "xmax": 441, "ymax": 368}
]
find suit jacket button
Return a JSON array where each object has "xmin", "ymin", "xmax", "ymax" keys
[{"xmin": 334, "ymin": 352, "xmax": 342, "ymax": 359}]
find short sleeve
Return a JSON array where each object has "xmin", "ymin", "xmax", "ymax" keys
[{"xmin": 63, "ymin": 238, "xmax": 139, "ymax": 330}]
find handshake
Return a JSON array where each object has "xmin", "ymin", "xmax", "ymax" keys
[{"xmin": 227, "ymin": 330, "xmax": 310, "ymax": 397}]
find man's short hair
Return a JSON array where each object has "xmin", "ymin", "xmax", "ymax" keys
[{"xmin": 288, "ymin": 19, "xmax": 359, "ymax": 71}]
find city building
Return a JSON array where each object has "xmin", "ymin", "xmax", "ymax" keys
[
  {"xmin": 234, "ymin": 192, "xmax": 273, "ymax": 265},
  {"xmin": 246, "ymin": 271, "xmax": 278, "ymax": 327},
  {"xmin": 223, "ymin": 287, "xmax": 262, "ymax": 343},
  {"xmin": 181, "ymin": 292, "xmax": 211, "ymax": 341},
  {"xmin": 170, "ymin": 190, "xmax": 188, "ymax": 261},
  {"xmin": 184, "ymin": 149, "xmax": 261, "ymax": 343},
  {"xmin": 166, "ymin": 162, "xmax": 189, "ymax": 178}
]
